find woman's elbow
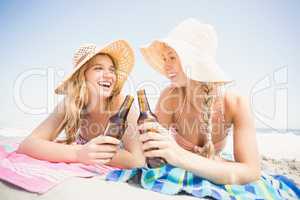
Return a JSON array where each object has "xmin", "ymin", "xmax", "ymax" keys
[
  {"xmin": 16, "ymin": 138, "xmax": 30, "ymax": 154},
  {"xmin": 16, "ymin": 136, "xmax": 38, "ymax": 155},
  {"xmin": 232, "ymin": 167, "xmax": 261, "ymax": 185},
  {"xmin": 252, "ymin": 168, "xmax": 261, "ymax": 182},
  {"xmin": 248, "ymin": 162, "xmax": 261, "ymax": 182}
]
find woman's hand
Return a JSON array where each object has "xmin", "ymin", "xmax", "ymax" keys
[
  {"xmin": 76, "ymin": 135, "xmax": 121, "ymax": 165},
  {"xmin": 138, "ymin": 122, "xmax": 186, "ymax": 166}
]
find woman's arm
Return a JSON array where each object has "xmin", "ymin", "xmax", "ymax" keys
[
  {"xmin": 141, "ymin": 92, "xmax": 261, "ymax": 184},
  {"xmin": 177, "ymin": 93, "xmax": 260, "ymax": 184},
  {"xmin": 17, "ymin": 100, "xmax": 81, "ymax": 163}
]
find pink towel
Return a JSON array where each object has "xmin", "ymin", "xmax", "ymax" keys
[{"xmin": 0, "ymin": 137, "xmax": 117, "ymax": 194}]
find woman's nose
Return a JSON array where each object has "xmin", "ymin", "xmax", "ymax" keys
[
  {"xmin": 103, "ymin": 70, "xmax": 113, "ymax": 78},
  {"xmin": 164, "ymin": 62, "xmax": 173, "ymax": 71}
]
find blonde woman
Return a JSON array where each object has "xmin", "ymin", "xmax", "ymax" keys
[
  {"xmin": 17, "ymin": 40, "xmax": 144, "ymax": 169},
  {"xmin": 138, "ymin": 19, "xmax": 261, "ymax": 184}
]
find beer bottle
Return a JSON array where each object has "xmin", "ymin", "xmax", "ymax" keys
[
  {"xmin": 104, "ymin": 95, "xmax": 134, "ymax": 140},
  {"xmin": 137, "ymin": 89, "xmax": 167, "ymax": 168}
]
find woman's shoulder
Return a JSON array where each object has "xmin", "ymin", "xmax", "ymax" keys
[
  {"xmin": 158, "ymin": 86, "xmax": 183, "ymax": 110},
  {"xmin": 159, "ymin": 86, "xmax": 183, "ymax": 102},
  {"xmin": 160, "ymin": 86, "xmax": 181, "ymax": 95},
  {"xmin": 53, "ymin": 99, "xmax": 66, "ymax": 117},
  {"xmin": 224, "ymin": 90, "xmax": 250, "ymax": 116}
]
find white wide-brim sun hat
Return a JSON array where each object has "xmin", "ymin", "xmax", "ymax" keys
[
  {"xmin": 55, "ymin": 40, "xmax": 135, "ymax": 95},
  {"xmin": 140, "ymin": 18, "xmax": 232, "ymax": 83}
]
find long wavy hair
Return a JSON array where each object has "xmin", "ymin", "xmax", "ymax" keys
[{"xmin": 60, "ymin": 53, "xmax": 121, "ymax": 144}]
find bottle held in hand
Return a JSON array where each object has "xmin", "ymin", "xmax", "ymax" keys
[
  {"xmin": 104, "ymin": 95, "xmax": 134, "ymax": 140},
  {"xmin": 137, "ymin": 89, "xmax": 167, "ymax": 168}
]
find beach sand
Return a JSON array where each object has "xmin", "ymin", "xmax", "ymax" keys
[
  {"xmin": 223, "ymin": 132, "xmax": 300, "ymax": 186},
  {"xmin": 257, "ymin": 133, "xmax": 300, "ymax": 186},
  {"xmin": 261, "ymin": 156, "xmax": 300, "ymax": 186}
]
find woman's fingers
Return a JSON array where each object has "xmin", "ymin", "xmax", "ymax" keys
[
  {"xmin": 139, "ymin": 122, "xmax": 169, "ymax": 135},
  {"xmin": 91, "ymin": 135, "xmax": 121, "ymax": 145},
  {"xmin": 142, "ymin": 140, "xmax": 169, "ymax": 151},
  {"xmin": 144, "ymin": 149, "xmax": 165, "ymax": 158},
  {"xmin": 89, "ymin": 143, "xmax": 119, "ymax": 152},
  {"xmin": 138, "ymin": 122, "xmax": 160, "ymax": 132},
  {"xmin": 139, "ymin": 132, "xmax": 166, "ymax": 143}
]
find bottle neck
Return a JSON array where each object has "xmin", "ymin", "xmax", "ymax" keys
[
  {"xmin": 118, "ymin": 95, "xmax": 134, "ymax": 119},
  {"xmin": 137, "ymin": 90, "xmax": 151, "ymax": 113}
]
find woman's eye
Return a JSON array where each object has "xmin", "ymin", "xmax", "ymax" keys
[
  {"xmin": 170, "ymin": 56, "xmax": 176, "ymax": 60},
  {"xmin": 94, "ymin": 67, "xmax": 103, "ymax": 70}
]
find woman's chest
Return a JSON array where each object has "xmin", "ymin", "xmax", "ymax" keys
[
  {"xmin": 174, "ymin": 112, "xmax": 227, "ymax": 145},
  {"xmin": 173, "ymin": 96, "xmax": 231, "ymax": 147}
]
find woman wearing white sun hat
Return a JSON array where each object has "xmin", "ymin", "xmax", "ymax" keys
[
  {"xmin": 138, "ymin": 18, "xmax": 260, "ymax": 184},
  {"xmin": 18, "ymin": 40, "xmax": 144, "ymax": 168}
]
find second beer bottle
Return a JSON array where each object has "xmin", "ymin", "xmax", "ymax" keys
[
  {"xmin": 104, "ymin": 95, "xmax": 134, "ymax": 140},
  {"xmin": 137, "ymin": 89, "xmax": 167, "ymax": 168}
]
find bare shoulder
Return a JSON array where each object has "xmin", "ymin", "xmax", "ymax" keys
[
  {"xmin": 158, "ymin": 86, "xmax": 181, "ymax": 109},
  {"xmin": 53, "ymin": 99, "xmax": 66, "ymax": 117},
  {"xmin": 224, "ymin": 91, "xmax": 249, "ymax": 113},
  {"xmin": 159, "ymin": 86, "xmax": 179, "ymax": 98},
  {"xmin": 224, "ymin": 91, "xmax": 254, "ymax": 127},
  {"xmin": 155, "ymin": 86, "xmax": 180, "ymax": 126}
]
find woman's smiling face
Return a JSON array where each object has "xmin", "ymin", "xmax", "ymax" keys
[
  {"xmin": 160, "ymin": 43, "xmax": 188, "ymax": 87},
  {"xmin": 85, "ymin": 54, "xmax": 117, "ymax": 99}
]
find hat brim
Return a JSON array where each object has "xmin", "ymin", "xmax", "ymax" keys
[
  {"xmin": 140, "ymin": 39, "xmax": 232, "ymax": 83},
  {"xmin": 55, "ymin": 40, "xmax": 135, "ymax": 95}
]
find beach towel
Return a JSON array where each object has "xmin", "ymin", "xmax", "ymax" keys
[
  {"xmin": 106, "ymin": 163, "xmax": 299, "ymax": 200},
  {"xmin": 0, "ymin": 137, "xmax": 116, "ymax": 194}
]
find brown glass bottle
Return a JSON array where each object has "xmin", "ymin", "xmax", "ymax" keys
[
  {"xmin": 104, "ymin": 95, "xmax": 134, "ymax": 140},
  {"xmin": 137, "ymin": 89, "xmax": 167, "ymax": 168}
]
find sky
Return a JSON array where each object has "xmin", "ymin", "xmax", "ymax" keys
[{"xmin": 0, "ymin": 0, "xmax": 299, "ymax": 131}]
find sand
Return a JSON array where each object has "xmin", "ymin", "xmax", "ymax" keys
[{"xmin": 261, "ymin": 155, "xmax": 300, "ymax": 186}]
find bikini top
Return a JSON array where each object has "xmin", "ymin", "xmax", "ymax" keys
[
  {"xmin": 75, "ymin": 130, "xmax": 89, "ymax": 145},
  {"xmin": 170, "ymin": 124, "xmax": 232, "ymax": 155},
  {"xmin": 170, "ymin": 86, "xmax": 232, "ymax": 156}
]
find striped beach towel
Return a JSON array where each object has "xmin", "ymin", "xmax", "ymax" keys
[
  {"xmin": 0, "ymin": 137, "xmax": 117, "ymax": 193},
  {"xmin": 106, "ymin": 164, "xmax": 299, "ymax": 200}
]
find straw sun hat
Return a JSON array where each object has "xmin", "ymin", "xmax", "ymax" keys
[
  {"xmin": 55, "ymin": 40, "xmax": 135, "ymax": 94},
  {"xmin": 140, "ymin": 18, "xmax": 232, "ymax": 83}
]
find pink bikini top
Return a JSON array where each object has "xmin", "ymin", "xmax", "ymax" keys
[
  {"xmin": 170, "ymin": 124, "xmax": 232, "ymax": 155},
  {"xmin": 170, "ymin": 87, "xmax": 232, "ymax": 155}
]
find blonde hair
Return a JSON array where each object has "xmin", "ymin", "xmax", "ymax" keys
[{"xmin": 61, "ymin": 53, "xmax": 121, "ymax": 144}]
